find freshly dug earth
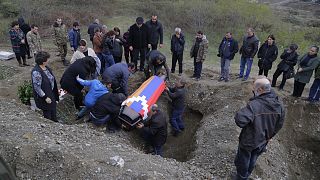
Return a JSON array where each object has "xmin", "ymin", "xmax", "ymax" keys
[{"xmin": 0, "ymin": 43, "xmax": 320, "ymax": 179}]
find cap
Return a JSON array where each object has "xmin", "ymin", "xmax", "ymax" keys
[{"xmin": 136, "ymin": 17, "xmax": 144, "ymax": 25}]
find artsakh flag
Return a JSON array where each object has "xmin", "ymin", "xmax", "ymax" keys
[{"xmin": 123, "ymin": 76, "xmax": 166, "ymax": 120}]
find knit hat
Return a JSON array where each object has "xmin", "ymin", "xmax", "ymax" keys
[{"xmin": 136, "ymin": 17, "xmax": 144, "ymax": 25}]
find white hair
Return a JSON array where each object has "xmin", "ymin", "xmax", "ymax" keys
[{"xmin": 175, "ymin": 27, "xmax": 181, "ymax": 33}]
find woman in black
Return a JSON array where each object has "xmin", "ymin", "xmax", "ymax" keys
[
  {"xmin": 60, "ymin": 56, "xmax": 96, "ymax": 110},
  {"xmin": 271, "ymin": 44, "xmax": 298, "ymax": 90},
  {"xmin": 31, "ymin": 51, "xmax": 59, "ymax": 121},
  {"xmin": 112, "ymin": 27, "xmax": 126, "ymax": 63},
  {"xmin": 257, "ymin": 34, "xmax": 278, "ymax": 77}
]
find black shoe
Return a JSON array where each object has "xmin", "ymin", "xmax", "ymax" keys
[
  {"xmin": 225, "ymin": 79, "xmax": 229, "ymax": 82},
  {"xmin": 236, "ymin": 76, "xmax": 243, "ymax": 79},
  {"xmin": 218, "ymin": 77, "xmax": 224, "ymax": 82},
  {"xmin": 23, "ymin": 63, "xmax": 30, "ymax": 66},
  {"xmin": 27, "ymin": 56, "xmax": 33, "ymax": 59}
]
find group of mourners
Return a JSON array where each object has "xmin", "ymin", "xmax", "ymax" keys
[{"xmin": 7, "ymin": 14, "xmax": 320, "ymax": 179}]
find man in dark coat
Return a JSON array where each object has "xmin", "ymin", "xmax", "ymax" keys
[
  {"xmin": 257, "ymin": 35, "xmax": 278, "ymax": 77},
  {"xmin": 234, "ymin": 77, "xmax": 285, "ymax": 180},
  {"xmin": 128, "ymin": 17, "xmax": 150, "ymax": 71},
  {"xmin": 217, "ymin": 32, "xmax": 239, "ymax": 82},
  {"xmin": 89, "ymin": 93, "xmax": 126, "ymax": 130},
  {"xmin": 166, "ymin": 78, "xmax": 186, "ymax": 136},
  {"xmin": 136, "ymin": 104, "xmax": 168, "ymax": 157},
  {"xmin": 102, "ymin": 62, "xmax": 135, "ymax": 97},
  {"xmin": 18, "ymin": 17, "xmax": 32, "ymax": 59},
  {"xmin": 238, "ymin": 28, "xmax": 259, "ymax": 81},
  {"xmin": 60, "ymin": 56, "xmax": 96, "ymax": 110},
  {"xmin": 170, "ymin": 27, "xmax": 185, "ymax": 75},
  {"xmin": 123, "ymin": 29, "xmax": 132, "ymax": 63},
  {"xmin": 145, "ymin": 15, "xmax": 163, "ymax": 50},
  {"xmin": 144, "ymin": 50, "xmax": 170, "ymax": 80},
  {"xmin": 87, "ymin": 19, "xmax": 102, "ymax": 42},
  {"xmin": 272, "ymin": 44, "xmax": 299, "ymax": 90}
]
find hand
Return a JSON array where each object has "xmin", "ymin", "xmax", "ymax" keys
[
  {"xmin": 76, "ymin": 75, "xmax": 80, "ymax": 81},
  {"xmin": 45, "ymin": 97, "xmax": 52, "ymax": 104},
  {"xmin": 176, "ymin": 34, "xmax": 180, "ymax": 38},
  {"xmin": 136, "ymin": 123, "xmax": 144, "ymax": 129},
  {"xmin": 21, "ymin": 39, "xmax": 25, "ymax": 44},
  {"xmin": 148, "ymin": 44, "xmax": 151, "ymax": 49},
  {"xmin": 159, "ymin": 44, "xmax": 163, "ymax": 48},
  {"xmin": 298, "ymin": 68, "xmax": 303, "ymax": 72},
  {"xmin": 129, "ymin": 46, "xmax": 133, "ymax": 51}
]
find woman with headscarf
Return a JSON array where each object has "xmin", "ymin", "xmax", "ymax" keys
[
  {"xmin": 70, "ymin": 39, "xmax": 101, "ymax": 77},
  {"xmin": 60, "ymin": 56, "xmax": 96, "ymax": 110}
]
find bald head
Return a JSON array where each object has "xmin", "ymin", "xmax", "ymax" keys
[{"xmin": 254, "ymin": 78, "xmax": 271, "ymax": 95}]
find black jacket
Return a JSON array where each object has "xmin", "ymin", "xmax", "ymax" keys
[
  {"xmin": 240, "ymin": 35, "xmax": 259, "ymax": 58},
  {"xmin": 146, "ymin": 50, "xmax": 170, "ymax": 79},
  {"xmin": 257, "ymin": 42, "xmax": 278, "ymax": 70},
  {"xmin": 170, "ymin": 34, "xmax": 185, "ymax": 55},
  {"xmin": 102, "ymin": 36, "xmax": 114, "ymax": 54},
  {"xmin": 87, "ymin": 22, "xmax": 102, "ymax": 41},
  {"xmin": 90, "ymin": 93, "xmax": 125, "ymax": 120},
  {"xmin": 167, "ymin": 86, "xmax": 186, "ymax": 110},
  {"xmin": 218, "ymin": 37, "xmax": 239, "ymax": 60},
  {"xmin": 235, "ymin": 92, "xmax": 285, "ymax": 151},
  {"xmin": 112, "ymin": 35, "xmax": 125, "ymax": 58},
  {"xmin": 128, "ymin": 24, "xmax": 150, "ymax": 49},
  {"xmin": 32, "ymin": 65, "xmax": 59, "ymax": 110},
  {"xmin": 277, "ymin": 50, "xmax": 298, "ymax": 72},
  {"xmin": 60, "ymin": 57, "xmax": 96, "ymax": 96},
  {"xmin": 143, "ymin": 110, "xmax": 167, "ymax": 146},
  {"xmin": 145, "ymin": 20, "xmax": 163, "ymax": 45}
]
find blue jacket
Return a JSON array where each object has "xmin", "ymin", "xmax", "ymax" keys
[
  {"xmin": 218, "ymin": 37, "xmax": 239, "ymax": 60},
  {"xmin": 102, "ymin": 63, "xmax": 130, "ymax": 96},
  {"xmin": 68, "ymin": 28, "xmax": 81, "ymax": 50},
  {"xmin": 77, "ymin": 78, "xmax": 109, "ymax": 107}
]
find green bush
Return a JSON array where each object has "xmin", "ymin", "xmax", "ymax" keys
[
  {"xmin": 0, "ymin": 0, "xmax": 19, "ymax": 18},
  {"xmin": 17, "ymin": 80, "xmax": 33, "ymax": 105}
]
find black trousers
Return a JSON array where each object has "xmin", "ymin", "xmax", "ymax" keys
[
  {"xmin": 73, "ymin": 94, "xmax": 84, "ymax": 110},
  {"xmin": 272, "ymin": 68, "xmax": 288, "ymax": 89},
  {"xmin": 15, "ymin": 53, "xmax": 26, "ymax": 65},
  {"xmin": 292, "ymin": 80, "xmax": 306, "ymax": 97},
  {"xmin": 132, "ymin": 48, "xmax": 146, "ymax": 70},
  {"xmin": 258, "ymin": 68, "xmax": 269, "ymax": 77},
  {"xmin": 171, "ymin": 52, "xmax": 183, "ymax": 74},
  {"xmin": 43, "ymin": 107, "xmax": 57, "ymax": 122}
]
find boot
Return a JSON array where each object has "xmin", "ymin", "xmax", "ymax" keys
[{"xmin": 23, "ymin": 59, "xmax": 30, "ymax": 66}]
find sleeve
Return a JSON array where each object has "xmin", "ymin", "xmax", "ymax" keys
[
  {"xmin": 76, "ymin": 77, "xmax": 92, "ymax": 87},
  {"xmin": 257, "ymin": 45, "xmax": 263, "ymax": 59},
  {"xmin": 218, "ymin": 40, "xmax": 223, "ymax": 55},
  {"xmin": 170, "ymin": 35, "xmax": 174, "ymax": 52},
  {"xmin": 159, "ymin": 23, "xmax": 163, "ymax": 44},
  {"xmin": 190, "ymin": 41, "xmax": 195, "ymax": 58},
  {"xmin": 26, "ymin": 33, "xmax": 35, "ymax": 51},
  {"xmin": 68, "ymin": 30, "xmax": 74, "ymax": 48},
  {"xmin": 164, "ymin": 62, "xmax": 170, "ymax": 80},
  {"xmin": 271, "ymin": 46, "xmax": 278, "ymax": 62},
  {"xmin": 273, "ymin": 105, "xmax": 285, "ymax": 137},
  {"xmin": 32, "ymin": 71, "xmax": 45, "ymax": 97},
  {"xmin": 167, "ymin": 88, "xmax": 181, "ymax": 99},
  {"xmin": 251, "ymin": 40, "xmax": 260, "ymax": 58},
  {"xmin": 233, "ymin": 40, "xmax": 239, "ymax": 54},
  {"xmin": 201, "ymin": 42, "xmax": 209, "ymax": 61},
  {"xmin": 128, "ymin": 27, "xmax": 133, "ymax": 46},
  {"xmin": 179, "ymin": 35, "xmax": 185, "ymax": 46},
  {"xmin": 122, "ymin": 69, "xmax": 129, "ymax": 96},
  {"xmin": 280, "ymin": 50, "xmax": 288, "ymax": 59},
  {"xmin": 234, "ymin": 103, "xmax": 254, "ymax": 128},
  {"xmin": 302, "ymin": 59, "xmax": 320, "ymax": 72}
]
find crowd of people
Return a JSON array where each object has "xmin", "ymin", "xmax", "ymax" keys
[{"xmin": 7, "ymin": 13, "xmax": 320, "ymax": 179}]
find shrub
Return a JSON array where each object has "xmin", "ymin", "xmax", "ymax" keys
[{"xmin": 17, "ymin": 80, "xmax": 33, "ymax": 105}]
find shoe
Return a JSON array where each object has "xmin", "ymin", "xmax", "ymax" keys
[
  {"xmin": 190, "ymin": 75, "xmax": 196, "ymax": 78},
  {"xmin": 18, "ymin": 64, "xmax": 24, "ymax": 67},
  {"xmin": 218, "ymin": 77, "xmax": 224, "ymax": 82},
  {"xmin": 178, "ymin": 73, "xmax": 182, "ymax": 76},
  {"xmin": 23, "ymin": 63, "xmax": 30, "ymax": 66},
  {"xmin": 195, "ymin": 77, "xmax": 200, "ymax": 81},
  {"xmin": 236, "ymin": 76, "xmax": 243, "ymax": 79},
  {"xmin": 225, "ymin": 79, "xmax": 229, "ymax": 82},
  {"xmin": 171, "ymin": 70, "xmax": 175, "ymax": 73},
  {"xmin": 242, "ymin": 77, "xmax": 248, "ymax": 81},
  {"xmin": 27, "ymin": 56, "xmax": 33, "ymax": 59}
]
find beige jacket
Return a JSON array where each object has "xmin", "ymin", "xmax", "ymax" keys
[{"xmin": 190, "ymin": 35, "xmax": 209, "ymax": 62}]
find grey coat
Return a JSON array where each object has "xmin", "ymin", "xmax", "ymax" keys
[{"xmin": 294, "ymin": 54, "xmax": 320, "ymax": 83}]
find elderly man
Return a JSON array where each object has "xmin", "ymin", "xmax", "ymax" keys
[
  {"xmin": 144, "ymin": 50, "xmax": 170, "ymax": 80},
  {"xmin": 136, "ymin": 104, "xmax": 168, "ymax": 157},
  {"xmin": 234, "ymin": 76, "xmax": 285, "ymax": 180},
  {"xmin": 238, "ymin": 28, "xmax": 259, "ymax": 81},
  {"xmin": 170, "ymin": 27, "xmax": 185, "ymax": 75}
]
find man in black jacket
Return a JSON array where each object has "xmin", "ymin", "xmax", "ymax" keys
[
  {"xmin": 145, "ymin": 50, "xmax": 170, "ymax": 80},
  {"xmin": 234, "ymin": 77, "xmax": 285, "ymax": 180},
  {"xmin": 238, "ymin": 28, "xmax": 259, "ymax": 81},
  {"xmin": 145, "ymin": 15, "xmax": 163, "ymax": 50},
  {"xmin": 170, "ymin": 27, "xmax": 185, "ymax": 75},
  {"xmin": 137, "ymin": 104, "xmax": 168, "ymax": 157},
  {"xmin": 217, "ymin": 32, "xmax": 239, "ymax": 82},
  {"xmin": 87, "ymin": 19, "xmax": 102, "ymax": 42},
  {"xmin": 166, "ymin": 78, "xmax": 186, "ymax": 136},
  {"xmin": 129, "ymin": 17, "xmax": 150, "ymax": 71}
]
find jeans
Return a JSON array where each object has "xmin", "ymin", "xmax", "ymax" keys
[
  {"xmin": 308, "ymin": 79, "xmax": 320, "ymax": 101},
  {"xmin": 220, "ymin": 58, "xmax": 231, "ymax": 80},
  {"xmin": 102, "ymin": 52, "xmax": 115, "ymax": 69},
  {"xmin": 194, "ymin": 57, "xmax": 202, "ymax": 78},
  {"xmin": 170, "ymin": 108, "xmax": 185, "ymax": 132},
  {"xmin": 171, "ymin": 52, "xmax": 183, "ymax": 74},
  {"xmin": 239, "ymin": 57, "xmax": 253, "ymax": 80},
  {"xmin": 234, "ymin": 143, "xmax": 267, "ymax": 180}
]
